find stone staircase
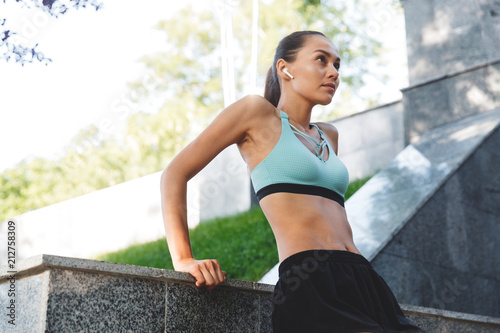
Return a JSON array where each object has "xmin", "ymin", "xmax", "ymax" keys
[{"xmin": 1, "ymin": 255, "xmax": 499, "ymax": 332}]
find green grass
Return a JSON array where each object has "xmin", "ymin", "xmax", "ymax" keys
[
  {"xmin": 98, "ymin": 207, "xmax": 275, "ymax": 282},
  {"xmin": 345, "ymin": 174, "xmax": 372, "ymax": 200},
  {"xmin": 97, "ymin": 175, "xmax": 372, "ymax": 281}
]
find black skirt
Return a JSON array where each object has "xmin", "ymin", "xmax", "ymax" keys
[{"xmin": 272, "ymin": 250, "xmax": 425, "ymax": 333}]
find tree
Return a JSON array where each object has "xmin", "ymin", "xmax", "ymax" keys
[
  {"xmin": 131, "ymin": 0, "xmax": 384, "ymax": 122},
  {"xmin": 0, "ymin": 0, "xmax": 102, "ymax": 65},
  {"xmin": 257, "ymin": 0, "xmax": 388, "ymax": 118},
  {"xmin": 122, "ymin": 6, "xmax": 226, "ymax": 174}
]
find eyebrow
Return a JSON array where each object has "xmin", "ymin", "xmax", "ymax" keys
[{"xmin": 314, "ymin": 49, "xmax": 341, "ymax": 61}]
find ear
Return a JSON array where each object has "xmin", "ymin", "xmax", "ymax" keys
[{"xmin": 276, "ymin": 59, "xmax": 292, "ymax": 81}]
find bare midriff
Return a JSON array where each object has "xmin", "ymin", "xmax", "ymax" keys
[{"xmin": 259, "ymin": 192, "xmax": 360, "ymax": 262}]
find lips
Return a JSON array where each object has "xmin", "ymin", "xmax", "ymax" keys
[{"xmin": 322, "ymin": 83, "xmax": 336, "ymax": 91}]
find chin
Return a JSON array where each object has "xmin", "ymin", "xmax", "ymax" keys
[{"xmin": 317, "ymin": 97, "xmax": 334, "ymax": 105}]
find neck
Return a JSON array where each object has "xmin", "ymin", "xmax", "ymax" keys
[{"xmin": 277, "ymin": 92, "xmax": 314, "ymax": 130}]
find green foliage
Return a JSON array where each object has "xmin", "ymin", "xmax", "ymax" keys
[
  {"xmin": 97, "ymin": 175, "xmax": 372, "ymax": 282},
  {"xmin": 0, "ymin": 158, "xmax": 54, "ymax": 219},
  {"xmin": 132, "ymin": 6, "xmax": 224, "ymax": 131},
  {"xmin": 134, "ymin": 0, "xmax": 384, "ymax": 121},
  {"xmin": 256, "ymin": 0, "xmax": 384, "ymax": 113}
]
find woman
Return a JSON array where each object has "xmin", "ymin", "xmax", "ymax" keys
[{"xmin": 161, "ymin": 31, "xmax": 423, "ymax": 333}]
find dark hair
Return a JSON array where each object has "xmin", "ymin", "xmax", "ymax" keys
[{"xmin": 264, "ymin": 31, "xmax": 327, "ymax": 107}]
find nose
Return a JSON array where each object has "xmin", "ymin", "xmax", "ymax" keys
[{"xmin": 327, "ymin": 64, "xmax": 339, "ymax": 80}]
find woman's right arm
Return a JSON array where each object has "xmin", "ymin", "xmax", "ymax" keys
[{"xmin": 160, "ymin": 95, "xmax": 270, "ymax": 290}]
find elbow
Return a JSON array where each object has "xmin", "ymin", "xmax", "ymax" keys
[
  {"xmin": 160, "ymin": 163, "xmax": 173, "ymax": 192},
  {"xmin": 160, "ymin": 168, "xmax": 167, "ymax": 191},
  {"xmin": 160, "ymin": 161, "xmax": 187, "ymax": 192}
]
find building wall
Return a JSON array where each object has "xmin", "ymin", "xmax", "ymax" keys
[
  {"xmin": 403, "ymin": 60, "xmax": 500, "ymax": 144},
  {"xmin": 402, "ymin": 0, "xmax": 500, "ymax": 143},
  {"xmin": 334, "ymin": 100, "xmax": 405, "ymax": 180},
  {"xmin": 404, "ymin": 0, "xmax": 500, "ymax": 86},
  {"xmin": 0, "ymin": 172, "xmax": 166, "ymax": 263},
  {"xmin": 371, "ymin": 125, "xmax": 500, "ymax": 318}
]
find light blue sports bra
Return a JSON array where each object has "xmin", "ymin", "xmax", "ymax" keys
[{"xmin": 250, "ymin": 110, "xmax": 349, "ymax": 207}]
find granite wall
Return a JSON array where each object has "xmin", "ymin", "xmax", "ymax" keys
[
  {"xmin": 371, "ymin": 124, "xmax": 500, "ymax": 318},
  {"xmin": 0, "ymin": 255, "xmax": 274, "ymax": 333},
  {"xmin": 2, "ymin": 255, "xmax": 499, "ymax": 332},
  {"xmin": 402, "ymin": 60, "xmax": 500, "ymax": 144},
  {"xmin": 403, "ymin": 0, "xmax": 500, "ymax": 86},
  {"xmin": 402, "ymin": 0, "xmax": 500, "ymax": 143}
]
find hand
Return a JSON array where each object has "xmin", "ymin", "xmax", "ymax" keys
[{"xmin": 175, "ymin": 258, "xmax": 227, "ymax": 290}]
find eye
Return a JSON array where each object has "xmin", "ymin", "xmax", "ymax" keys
[
  {"xmin": 316, "ymin": 55, "xmax": 327, "ymax": 63},
  {"xmin": 334, "ymin": 63, "xmax": 340, "ymax": 71}
]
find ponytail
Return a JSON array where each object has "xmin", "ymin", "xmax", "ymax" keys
[
  {"xmin": 263, "ymin": 31, "xmax": 327, "ymax": 107},
  {"xmin": 264, "ymin": 66, "xmax": 280, "ymax": 107}
]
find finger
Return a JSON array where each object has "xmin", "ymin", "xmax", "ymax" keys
[
  {"xmin": 205, "ymin": 260, "xmax": 227, "ymax": 290},
  {"xmin": 188, "ymin": 266, "xmax": 206, "ymax": 288},
  {"xmin": 198, "ymin": 263, "xmax": 217, "ymax": 289},
  {"xmin": 204, "ymin": 260, "xmax": 221, "ymax": 283},
  {"xmin": 211, "ymin": 260, "xmax": 225, "ymax": 283}
]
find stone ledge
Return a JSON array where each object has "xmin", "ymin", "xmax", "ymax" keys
[
  {"xmin": 402, "ymin": 304, "xmax": 500, "ymax": 326},
  {"xmin": 401, "ymin": 57, "xmax": 500, "ymax": 93},
  {"xmin": 2, "ymin": 255, "xmax": 500, "ymax": 332},
  {"xmin": 1, "ymin": 255, "xmax": 275, "ymax": 332},
  {"xmin": 0, "ymin": 254, "xmax": 275, "ymax": 294}
]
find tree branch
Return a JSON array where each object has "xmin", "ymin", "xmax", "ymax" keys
[{"xmin": 0, "ymin": 0, "xmax": 102, "ymax": 65}]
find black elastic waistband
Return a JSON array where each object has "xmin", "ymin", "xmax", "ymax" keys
[
  {"xmin": 256, "ymin": 183, "xmax": 345, "ymax": 207},
  {"xmin": 278, "ymin": 250, "xmax": 370, "ymax": 277}
]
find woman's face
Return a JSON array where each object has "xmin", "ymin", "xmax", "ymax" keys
[{"xmin": 287, "ymin": 35, "xmax": 341, "ymax": 106}]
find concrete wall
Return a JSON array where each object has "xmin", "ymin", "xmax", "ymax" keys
[
  {"xmin": 402, "ymin": 0, "xmax": 500, "ymax": 143},
  {"xmin": 197, "ymin": 145, "xmax": 251, "ymax": 221},
  {"xmin": 372, "ymin": 122, "xmax": 500, "ymax": 318},
  {"xmin": 0, "ymin": 157, "xmax": 249, "ymax": 264},
  {"xmin": 402, "ymin": 60, "xmax": 500, "ymax": 144},
  {"xmin": 403, "ymin": 0, "xmax": 500, "ymax": 86},
  {"xmin": 0, "ymin": 172, "xmax": 165, "ymax": 264},
  {"xmin": 334, "ymin": 100, "xmax": 405, "ymax": 180}
]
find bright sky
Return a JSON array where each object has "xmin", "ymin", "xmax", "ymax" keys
[{"xmin": 0, "ymin": 0, "xmax": 407, "ymax": 172}]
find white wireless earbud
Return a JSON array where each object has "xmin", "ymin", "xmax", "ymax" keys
[{"xmin": 283, "ymin": 68, "xmax": 294, "ymax": 79}]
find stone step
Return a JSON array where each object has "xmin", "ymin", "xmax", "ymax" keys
[{"xmin": 2, "ymin": 255, "xmax": 499, "ymax": 332}]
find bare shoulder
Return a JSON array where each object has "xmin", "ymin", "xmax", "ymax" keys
[
  {"xmin": 235, "ymin": 94, "xmax": 277, "ymax": 118},
  {"xmin": 315, "ymin": 122, "xmax": 340, "ymax": 155},
  {"xmin": 165, "ymin": 95, "xmax": 276, "ymax": 180},
  {"xmin": 205, "ymin": 95, "xmax": 276, "ymax": 136},
  {"xmin": 224, "ymin": 95, "xmax": 278, "ymax": 136},
  {"xmin": 315, "ymin": 121, "xmax": 339, "ymax": 142}
]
